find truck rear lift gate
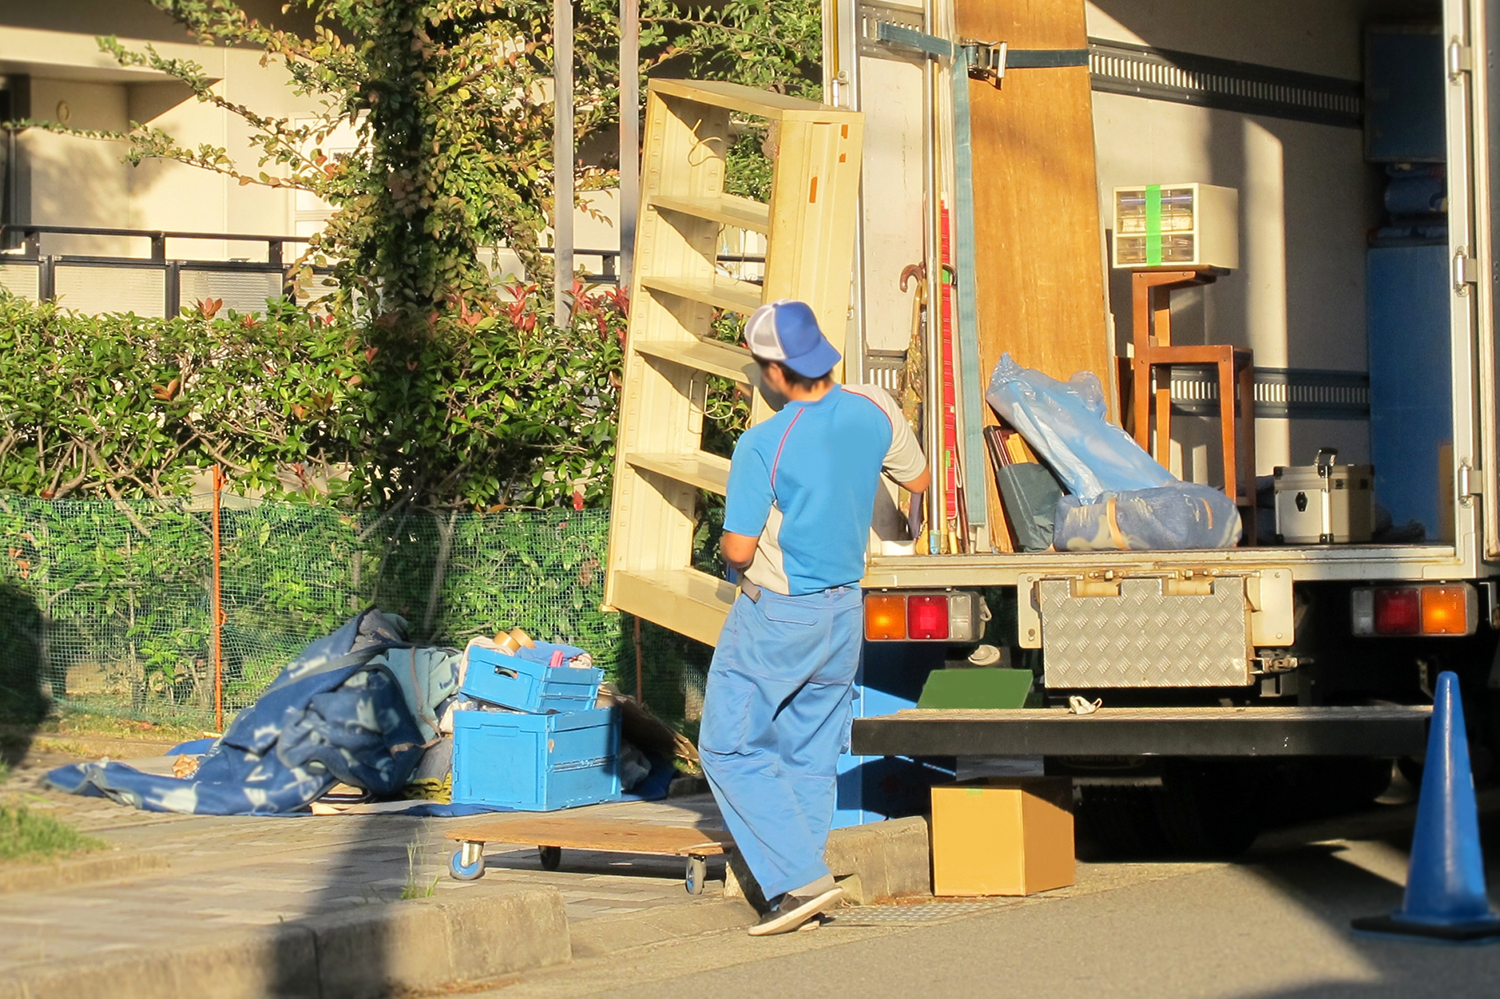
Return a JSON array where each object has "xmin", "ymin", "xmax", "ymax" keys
[{"xmin": 850, "ymin": 705, "xmax": 1431, "ymax": 758}]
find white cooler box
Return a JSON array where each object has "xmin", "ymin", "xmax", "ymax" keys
[{"xmin": 1273, "ymin": 449, "xmax": 1374, "ymax": 544}]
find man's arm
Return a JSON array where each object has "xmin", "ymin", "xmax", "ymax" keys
[
  {"xmin": 722, "ymin": 434, "xmax": 771, "ymax": 575},
  {"xmin": 849, "ymin": 385, "xmax": 929, "ymax": 495},
  {"xmin": 900, "ymin": 467, "xmax": 931, "ymax": 495},
  {"xmin": 721, "ymin": 531, "xmax": 759, "ymax": 571}
]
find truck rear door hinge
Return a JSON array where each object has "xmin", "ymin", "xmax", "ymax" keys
[
  {"xmin": 1454, "ymin": 248, "xmax": 1479, "ymax": 293},
  {"xmin": 1459, "ymin": 459, "xmax": 1481, "ymax": 506},
  {"xmin": 1450, "ymin": 38, "xmax": 1474, "ymax": 79}
]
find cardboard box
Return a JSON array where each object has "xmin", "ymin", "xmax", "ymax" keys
[{"xmin": 931, "ymin": 778, "xmax": 1075, "ymax": 896}]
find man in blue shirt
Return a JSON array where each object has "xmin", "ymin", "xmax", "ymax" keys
[{"xmin": 700, "ymin": 299, "xmax": 929, "ymax": 936}]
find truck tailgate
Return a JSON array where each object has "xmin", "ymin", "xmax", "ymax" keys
[{"xmin": 851, "ymin": 705, "xmax": 1431, "ymax": 757}]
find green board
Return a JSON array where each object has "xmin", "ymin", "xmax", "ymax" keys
[{"xmin": 917, "ymin": 668, "xmax": 1034, "ymax": 710}]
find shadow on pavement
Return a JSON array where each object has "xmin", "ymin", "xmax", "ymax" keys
[{"xmin": 1233, "ymin": 804, "xmax": 1500, "ymax": 997}]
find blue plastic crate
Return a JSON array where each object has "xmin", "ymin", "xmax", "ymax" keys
[
  {"xmin": 451, "ymin": 707, "xmax": 622, "ymax": 811},
  {"xmin": 460, "ymin": 642, "xmax": 603, "ymax": 714}
]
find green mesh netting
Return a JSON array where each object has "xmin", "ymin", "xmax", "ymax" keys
[{"xmin": 0, "ymin": 493, "xmax": 713, "ymax": 732}]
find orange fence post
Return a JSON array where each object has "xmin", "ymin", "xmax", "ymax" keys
[{"xmin": 212, "ymin": 465, "xmax": 224, "ymax": 732}]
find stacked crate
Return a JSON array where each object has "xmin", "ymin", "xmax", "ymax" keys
[{"xmin": 451, "ymin": 641, "xmax": 622, "ymax": 811}]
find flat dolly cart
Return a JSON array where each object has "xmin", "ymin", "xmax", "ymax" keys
[{"xmin": 445, "ymin": 815, "xmax": 734, "ymax": 894}]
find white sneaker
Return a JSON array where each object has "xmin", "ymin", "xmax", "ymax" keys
[{"xmin": 747, "ymin": 886, "xmax": 844, "ymax": 937}]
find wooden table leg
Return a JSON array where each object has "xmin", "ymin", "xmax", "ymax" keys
[
  {"xmin": 1217, "ymin": 359, "xmax": 1238, "ymax": 506},
  {"xmin": 1237, "ymin": 357, "xmax": 1258, "ymax": 545},
  {"xmin": 1132, "ymin": 357, "xmax": 1152, "ymax": 454},
  {"xmin": 1153, "ymin": 363, "xmax": 1173, "ymax": 468}
]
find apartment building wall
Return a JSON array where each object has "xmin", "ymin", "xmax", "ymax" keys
[{"xmin": 0, "ymin": 1, "xmax": 625, "ymax": 274}]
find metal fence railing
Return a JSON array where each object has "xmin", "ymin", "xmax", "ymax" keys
[
  {"xmin": 0, "ymin": 224, "xmax": 324, "ymax": 318},
  {"xmin": 0, "ymin": 224, "xmax": 770, "ymax": 316}
]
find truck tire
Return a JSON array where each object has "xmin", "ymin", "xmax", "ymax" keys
[{"xmin": 1150, "ymin": 762, "xmax": 1263, "ymax": 858}]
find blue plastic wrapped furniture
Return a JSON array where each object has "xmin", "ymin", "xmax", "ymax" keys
[
  {"xmin": 451, "ymin": 707, "xmax": 622, "ymax": 811},
  {"xmin": 460, "ymin": 642, "xmax": 602, "ymax": 714},
  {"xmin": 1053, "ymin": 483, "xmax": 1242, "ymax": 552},
  {"xmin": 985, "ymin": 352, "xmax": 1175, "ymax": 503}
]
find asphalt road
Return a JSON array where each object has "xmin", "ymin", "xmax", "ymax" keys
[{"xmin": 476, "ymin": 797, "xmax": 1500, "ymax": 999}]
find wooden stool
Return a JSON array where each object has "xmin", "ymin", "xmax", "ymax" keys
[{"xmin": 1129, "ymin": 267, "xmax": 1257, "ymax": 543}]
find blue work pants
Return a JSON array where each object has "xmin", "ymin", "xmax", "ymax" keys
[{"xmin": 698, "ymin": 585, "xmax": 863, "ymax": 899}]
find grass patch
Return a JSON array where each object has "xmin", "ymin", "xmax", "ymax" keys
[
  {"xmin": 0, "ymin": 803, "xmax": 105, "ymax": 863},
  {"xmin": 44, "ymin": 709, "xmax": 205, "ymax": 743},
  {"xmin": 401, "ymin": 841, "xmax": 438, "ymax": 900}
]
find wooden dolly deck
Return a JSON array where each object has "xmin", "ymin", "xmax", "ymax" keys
[{"xmin": 445, "ymin": 816, "xmax": 734, "ymax": 894}]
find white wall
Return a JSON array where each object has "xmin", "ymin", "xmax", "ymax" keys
[
  {"xmin": 24, "ymin": 78, "xmax": 134, "ymax": 256},
  {"xmin": 1087, "ymin": 0, "xmax": 1388, "ymax": 475}
]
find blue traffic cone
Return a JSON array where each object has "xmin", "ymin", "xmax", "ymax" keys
[{"xmin": 1352, "ymin": 670, "xmax": 1500, "ymax": 943}]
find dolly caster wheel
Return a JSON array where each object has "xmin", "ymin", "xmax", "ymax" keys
[
  {"xmin": 685, "ymin": 855, "xmax": 707, "ymax": 895},
  {"xmin": 449, "ymin": 843, "xmax": 486, "ymax": 881}
]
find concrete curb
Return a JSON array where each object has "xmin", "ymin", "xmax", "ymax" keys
[
  {"xmin": 570, "ymin": 897, "xmax": 759, "ymax": 958},
  {"xmin": 724, "ymin": 815, "xmax": 933, "ymax": 909},
  {"xmin": 1, "ymin": 884, "xmax": 570, "ymax": 999},
  {"xmin": 0, "ymin": 849, "xmax": 169, "ymax": 895}
]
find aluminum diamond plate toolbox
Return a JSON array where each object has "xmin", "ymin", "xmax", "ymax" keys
[{"xmin": 1039, "ymin": 576, "xmax": 1251, "ymax": 688}]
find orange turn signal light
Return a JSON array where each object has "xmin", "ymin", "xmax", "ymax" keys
[
  {"xmin": 1422, "ymin": 585, "xmax": 1474, "ymax": 636},
  {"xmin": 864, "ymin": 594, "xmax": 907, "ymax": 640}
]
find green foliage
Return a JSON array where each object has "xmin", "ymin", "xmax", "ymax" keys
[
  {"xmin": 639, "ymin": 0, "xmax": 823, "ymax": 98},
  {"xmin": 724, "ymin": 130, "xmax": 775, "ymax": 202},
  {"xmin": 0, "ymin": 803, "xmax": 105, "ymax": 862},
  {"xmin": 0, "ymin": 492, "xmax": 711, "ymax": 728},
  {"xmin": 0, "ymin": 289, "xmax": 624, "ymax": 509}
]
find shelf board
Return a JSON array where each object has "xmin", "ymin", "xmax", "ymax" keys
[
  {"xmin": 641, "ymin": 274, "xmax": 763, "ymax": 316},
  {"xmin": 649, "ymin": 194, "xmax": 771, "ymax": 235},
  {"xmin": 649, "ymin": 78, "xmax": 839, "ymax": 121},
  {"xmin": 626, "ymin": 451, "xmax": 731, "ymax": 495},
  {"xmin": 634, "ymin": 337, "xmax": 755, "ymax": 383},
  {"xmin": 609, "ymin": 568, "xmax": 736, "ymax": 647}
]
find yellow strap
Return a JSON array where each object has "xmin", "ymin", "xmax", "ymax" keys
[{"xmin": 1105, "ymin": 496, "xmax": 1128, "ymax": 550}]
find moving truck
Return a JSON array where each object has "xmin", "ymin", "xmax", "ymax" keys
[{"xmin": 607, "ymin": 0, "xmax": 1500, "ymax": 853}]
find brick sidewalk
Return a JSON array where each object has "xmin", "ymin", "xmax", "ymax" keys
[{"xmin": 0, "ymin": 750, "xmax": 729, "ymax": 979}]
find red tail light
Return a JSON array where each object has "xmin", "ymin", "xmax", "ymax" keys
[
  {"xmin": 908, "ymin": 595, "xmax": 949, "ymax": 640},
  {"xmin": 1373, "ymin": 589, "xmax": 1421, "ymax": 635}
]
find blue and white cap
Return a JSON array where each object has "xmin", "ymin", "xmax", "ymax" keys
[{"xmin": 744, "ymin": 299, "xmax": 841, "ymax": 379}]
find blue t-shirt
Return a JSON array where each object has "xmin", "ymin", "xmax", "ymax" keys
[{"xmin": 724, "ymin": 384, "xmax": 925, "ymax": 595}]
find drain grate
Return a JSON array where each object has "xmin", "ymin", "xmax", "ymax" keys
[{"xmin": 828, "ymin": 900, "xmax": 1014, "ymax": 926}]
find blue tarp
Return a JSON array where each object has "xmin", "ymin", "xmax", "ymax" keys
[{"xmin": 46, "ymin": 609, "xmax": 424, "ymax": 814}]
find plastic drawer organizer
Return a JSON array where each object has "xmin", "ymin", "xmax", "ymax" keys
[
  {"xmin": 451, "ymin": 707, "xmax": 622, "ymax": 811},
  {"xmin": 1112, "ymin": 183, "xmax": 1239, "ymax": 270},
  {"xmin": 459, "ymin": 642, "xmax": 603, "ymax": 714}
]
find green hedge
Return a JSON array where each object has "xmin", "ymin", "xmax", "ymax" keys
[{"xmin": 0, "ymin": 288, "xmax": 624, "ymax": 510}]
